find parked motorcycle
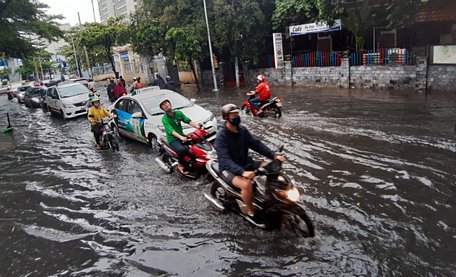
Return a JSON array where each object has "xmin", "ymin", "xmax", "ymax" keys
[
  {"xmin": 241, "ymin": 93, "xmax": 283, "ymax": 118},
  {"xmin": 204, "ymin": 149, "xmax": 314, "ymax": 237},
  {"xmin": 155, "ymin": 126, "xmax": 216, "ymax": 179},
  {"xmin": 98, "ymin": 118, "xmax": 120, "ymax": 152}
]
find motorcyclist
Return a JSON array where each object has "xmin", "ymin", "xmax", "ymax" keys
[
  {"xmin": 160, "ymin": 99, "xmax": 202, "ymax": 176},
  {"xmin": 134, "ymin": 76, "xmax": 144, "ymax": 89},
  {"xmin": 248, "ymin": 74, "xmax": 271, "ymax": 115},
  {"xmin": 152, "ymin": 73, "xmax": 166, "ymax": 89},
  {"xmin": 88, "ymin": 96, "xmax": 113, "ymax": 150},
  {"xmin": 215, "ymin": 103, "xmax": 286, "ymax": 227}
]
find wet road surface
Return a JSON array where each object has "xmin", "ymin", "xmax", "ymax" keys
[{"xmin": 0, "ymin": 86, "xmax": 455, "ymax": 276}]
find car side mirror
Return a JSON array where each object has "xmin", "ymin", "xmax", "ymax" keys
[{"xmin": 132, "ymin": 112, "xmax": 143, "ymax": 118}]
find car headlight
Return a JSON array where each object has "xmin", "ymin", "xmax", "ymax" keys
[{"xmin": 63, "ymin": 103, "xmax": 75, "ymax": 108}]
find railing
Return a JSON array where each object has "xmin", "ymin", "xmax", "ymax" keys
[
  {"xmin": 293, "ymin": 51, "xmax": 342, "ymax": 67},
  {"xmin": 258, "ymin": 55, "xmax": 275, "ymax": 69},
  {"xmin": 350, "ymin": 48, "xmax": 415, "ymax": 66}
]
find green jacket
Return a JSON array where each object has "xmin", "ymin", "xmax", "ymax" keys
[{"xmin": 162, "ymin": 110, "xmax": 191, "ymax": 143}]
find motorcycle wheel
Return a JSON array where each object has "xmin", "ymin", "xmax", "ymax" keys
[
  {"xmin": 162, "ymin": 154, "xmax": 174, "ymax": 173},
  {"xmin": 108, "ymin": 134, "xmax": 120, "ymax": 152},
  {"xmin": 274, "ymin": 107, "xmax": 282, "ymax": 119},
  {"xmin": 241, "ymin": 104, "xmax": 250, "ymax": 115},
  {"xmin": 210, "ymin": 182, "xmax": 227, "ymax": 205},
  {"xmin": 148, "ymin": 134, "xmax": 160, "ymax": 152},
  {"xmin": 282, "ymin": 207, "xmax": 315, "ymax": 237}
]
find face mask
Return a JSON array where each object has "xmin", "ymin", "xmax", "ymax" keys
[{"xmin": 229, "ymin": 116, "xmax": 241, "ymax": 126}]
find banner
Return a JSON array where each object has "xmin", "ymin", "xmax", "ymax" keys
[
  {"xmin": 432, "ymin": 45, "xmax": 456, "ymax": 64},
  {"xmin": 273, "ymin": 33, "xmax": 284, "ymax": 68},
  {"xmin": 289, "ymin": 19, "xmax": 342, "ymax": 37}
]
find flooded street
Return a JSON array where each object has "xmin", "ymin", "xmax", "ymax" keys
[{"xmin": 1, "ymin": 86, "xmax": 455, "ymax": 276}]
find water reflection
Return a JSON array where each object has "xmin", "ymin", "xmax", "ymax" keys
[{"xmin": 0, "ymin": 88, "xmax": 455, "ymax": 276}]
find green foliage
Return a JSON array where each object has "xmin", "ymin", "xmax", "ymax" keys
[
  {"xmin": 342, "ymin": 0, "xmax": 373, "ymax": 51},
  {"xmin": 69, "ymin": 17, "xmax": 129, "ymax": 77},
  {"xmin": 0, "ymin": 0, "xmax": 63, "ymax": 58},
  {"xmin": 272, "ymin": 0, "xmax": 343, "ymax": 33},
  {"xmin": 386, "ymin": 0, "xmax": 423, "ymax": 28}
]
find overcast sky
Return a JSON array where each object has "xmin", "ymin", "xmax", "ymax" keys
[{"xmin": 41, "ymin": 0, "xmax": 99, "ymax": 26}]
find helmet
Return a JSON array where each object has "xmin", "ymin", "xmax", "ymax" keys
[
  {"xmin": 159, "ymin": 99, "xmax": 170, "ymax": 110},
  {"xmin": 132, "ymin": 77, "xmax": 137, "ymax": 81},
  {"xmin": 165, "ymin": 75, "xmax": 171, "ymax": 81},
  {"xmin": 91, "ymin": 96, "xmax": 100, "ymax": 103},
  {"xmin": 221, "ymin": 103, "xmax": 240, "ymax": 120},
  {"xmin": 257, "ymin": 74, "xmax": 265, "ymax": 83}
]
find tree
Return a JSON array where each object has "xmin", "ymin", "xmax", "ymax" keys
[
  {"xmin": 73, "ymin": 17, "xmax": 129, "ymax": 78},
  {"xmin": 386, "ymin": 0, "xmax": 423, "ymax": 28},
  {"xmin": 0, "ymin": 0, "xmax": 63, "ymax": 58},
  {"xmin": 342, "ymin": 0, "xmax": 374, "ymax": 51}
]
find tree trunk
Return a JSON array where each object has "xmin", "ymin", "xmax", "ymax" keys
[
  {"xmin": 190, "ymin": 59, "xmax": 200, "ymax": 91},
  {"xmin": 235, "ymin": 56, "xmax": 240, "ymax": 88},
  {"xmin": 107, "ymin": 47, "xmax": 118, "ymax": 78}
]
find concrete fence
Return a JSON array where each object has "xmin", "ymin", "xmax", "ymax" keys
[{"xmin": 202, "ymin": 57, "xmax": 455, "ymax": 91}]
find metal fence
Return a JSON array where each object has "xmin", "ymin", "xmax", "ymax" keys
[
  {"xmin": 350, "ymin": 48, "xmax": 415, "ymax": 66},
  {"xmin": 293, "ymin": 51, "xmax": 342, "ymax": 67}
]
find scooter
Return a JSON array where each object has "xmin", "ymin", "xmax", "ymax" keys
[
  {"xmin": 204, "ymin": 148, "xmax": 314, "ymax": 237},
  {"xmin": 155, "ymin": 126, "xmax": 216, "ymax": 179},
  {"xmin": 98, "ymin": 118, "xmax": 120, "ymax": 152},
  {"xmin": 241, "ymin": 93, "xmax": 283, "ymax": 118}
]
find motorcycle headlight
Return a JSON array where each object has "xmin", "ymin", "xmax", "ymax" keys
[
  {"xmin": 205, "ymin": 151, "xmax": 217, "ymax": 160},
  {"xmin": 278, "ymin": 187, "xmax": 300, "ymax": 202}
]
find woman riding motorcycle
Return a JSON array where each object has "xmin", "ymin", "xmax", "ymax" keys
[{"xmin": 87, "ymin": 96, "xmax": 113, "ymax": 150}]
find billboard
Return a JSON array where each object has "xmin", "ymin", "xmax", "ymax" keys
[
  {"xmin": 273, "ymin": 33, "xmax": 284, "ymax": 68},
  {"xmin": 289, "ymin": 19, "xmax": 342, "ymax": 37},
  {"xmin": 433, "ymin": 45, "xmax": 456, "ymax": 64}
]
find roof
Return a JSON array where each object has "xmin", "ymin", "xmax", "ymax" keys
[{"xmin": 416, "ymin": 0, "xmax": 456, "ymax": 23}]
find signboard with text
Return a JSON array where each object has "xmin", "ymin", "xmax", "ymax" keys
[
  {"xmin": 432, "ymin": 45, "xmax": 456, "ymax": 64},
  {"xmin": 289, "ymin": 19, "xmax": 342, "ymax": 37},
  {"xmin": 273, "ymin": 33, "xmax": 284, "ymax": 68}
]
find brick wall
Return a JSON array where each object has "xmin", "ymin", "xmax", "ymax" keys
[{"xmin": 201, "ymin": 57, "xmax": 455, "ymax": 91}]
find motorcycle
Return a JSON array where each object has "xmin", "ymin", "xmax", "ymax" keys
[
  {"xmin": 241, "ymin": 93, "xmax": 283, "ymax": 118},
  {"xmin": 204, "ymin": 148, "xmax": 314, "ymax": 237},
  {"xmin": 155, "ymin": 126, "xmax": 216, "ymax": 179},
  {"xmin": 98, "ymin": 118, "xmax": 120, "ymax": 152}
]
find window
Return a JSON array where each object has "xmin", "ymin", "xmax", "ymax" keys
[
  {"xmin": 116, "ymin": 99, "xmax": 129, "ymax": 112},
  {"xmin": 129, "ymin": 100, "xmax": 143, "ymax": 115}
]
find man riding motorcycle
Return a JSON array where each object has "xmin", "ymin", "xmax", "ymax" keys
[
  {"xmin": 215, "ymin": 103, "xmax": 286, "ymax": 227},
  {"xmin": 248, "ymin": 74, "xmax": 271, "ymax": 115},
  {"xmin": 160, "ymin": 99, "xmax": 202, "ymax": 176},
  {"xmin": 88, "ymin": 96, "xmax": 113, "ymax": 150}
]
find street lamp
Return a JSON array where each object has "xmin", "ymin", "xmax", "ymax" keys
[{"xmin": 203, "ymin": 0, "xmax": 219, "ymax": 92}]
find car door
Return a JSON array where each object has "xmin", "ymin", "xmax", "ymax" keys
[
  {"xmin": 113, "ymin": 98, "xmax": 132, "ymax": 137},
  {"xmin": 46, "ymin": 88, "xmax": 58, "ymax": 112},
  {"xmin": 128, "ymin": 100, "xmax": 147, "ymax": 143}
]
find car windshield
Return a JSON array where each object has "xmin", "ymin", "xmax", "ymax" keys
[
  {"xmin": 26, "ymin": 88, "xmax": 42, "ymax": 97},
  {"xmin": 143, "ymin": 93, "xmax": 194, "ymax": 115},
  {"xmin": 58, "ymin": 84, "xmax": 89, "ymax": 98}
]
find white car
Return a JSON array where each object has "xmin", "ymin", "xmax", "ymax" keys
[
  {"xmin": 110, "ymin": 88, "xmax": 217, "ymax": 149},
  {"xmin": 46, "ymin": 82, "xmax": 92, "ymax": 119}
]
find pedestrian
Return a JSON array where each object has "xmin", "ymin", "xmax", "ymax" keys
[
  {"xmin": 135, "ymin": 76, "xmax": 144, "ymax": 89},
  {"xmin": 152, "ymin": 73, "xmax": 165, "ymax": 89},
  {"xmin": 119, "ymin": 76, "xmax": 126, "ymax": 88},
  {"xmin": 112, "ymin": 79, "xmax": 127, "ymax": 101},
  {"xmin": 106, "ymin": 78, "xmax": 116, "ymax": 102}
]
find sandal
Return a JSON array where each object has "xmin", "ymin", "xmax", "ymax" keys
[{"xmin": 177, "ymin": 166, "xmax": 190, "ymax": 176}]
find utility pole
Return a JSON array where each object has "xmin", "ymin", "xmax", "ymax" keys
[
  {"xmin": 203, "ymin": 0, "xmax": 219, "ymax": 92},
  {"xmin": 71, "ymin": 35, "xmax": 82, "ymax": 78},
  {"xmin": 78, "ymin": 12, "xmax": 93, "ymax": 78}
]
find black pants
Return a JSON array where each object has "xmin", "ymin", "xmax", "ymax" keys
[
  {"xmin": 169, "ymin": 140, "xmax": 189, "ymax": 168},
  {"xmin": 93, "ymin": 125, "xmax": 102, "ymax": 145}
]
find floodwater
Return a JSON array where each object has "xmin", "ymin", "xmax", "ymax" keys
[{"xmin": 0, "ymin": 86, "xmax": 455, "ymax": 276}]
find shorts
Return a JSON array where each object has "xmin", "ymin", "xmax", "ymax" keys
[{"xmin": 220, "ymin": 160, "xmax": 262, "ymax": 185}]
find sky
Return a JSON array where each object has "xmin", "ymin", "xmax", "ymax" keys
[{"xmin": 41, "ymin": 0, "xmax": 99, "ymax": 26}]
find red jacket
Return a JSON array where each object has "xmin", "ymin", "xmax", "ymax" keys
[
  {"xmin": 255, "ymin": 81, "xmax": 271, "ymax": 101},
  {"xmin": 113, "ymin": 84, "xmax": 126, "ymax": 99}
]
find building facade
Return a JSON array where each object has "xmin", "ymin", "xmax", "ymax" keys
[{"xmin": 97, "ymin": 0, "xmax": 142, "ymax": 22}]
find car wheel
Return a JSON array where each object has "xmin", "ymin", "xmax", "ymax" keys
[{"xmin": 148, "ymin": 134, "xmax": 160, "ymax": 152}]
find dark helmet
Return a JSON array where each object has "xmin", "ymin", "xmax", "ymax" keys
[
  {"xmin": 221, "ymin": 103, "xmax": 240, "ymax": 120},
  {"xmin": 159, "ymin": 99, "xmax": 170, "ymax": 110},
  {"xmin": 165, "ymin": 75, "xmax": 171, "ymax": 81}
]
